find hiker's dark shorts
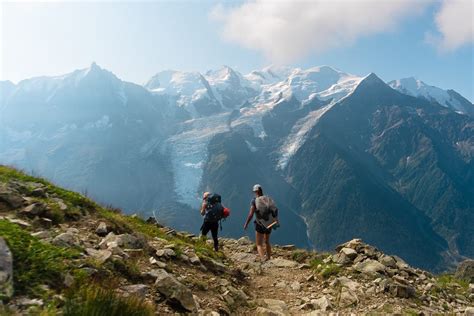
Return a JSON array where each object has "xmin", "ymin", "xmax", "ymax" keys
[{"xmin": 254, "ymin": 221, "xmax": 271, "ymax": 235}]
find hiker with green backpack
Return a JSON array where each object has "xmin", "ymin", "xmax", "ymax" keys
[
  {"xmin": 243, "ymin": 184, "xmax": 279, "ymax": 262},
  {"xmin": 200, "ymin": 192, "xmax": 230, "ymax": 251}
]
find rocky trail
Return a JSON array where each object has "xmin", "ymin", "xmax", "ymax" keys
[{"xmin": 1, "ymin": 165, "xmax": 473, "ymax": 315}]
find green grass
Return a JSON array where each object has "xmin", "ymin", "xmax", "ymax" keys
[
  {"xmin": 0, "ymin": 165, "xmax": 97, "ymax": 212},
  {"xmin": 63, "ymin": 284, "xmax": 154, "ymax": 316},
  {"xmin": 433, "ymin": 273, "xmax": 469, "ymax": 295},
  {"xmin": 0, "ymin": 220, "xmax": 80, "ymax": 297}
]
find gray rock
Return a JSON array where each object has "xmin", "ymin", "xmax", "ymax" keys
[
  {"xmin": 332, "ymin": 253, "xmax": 352, "ymax": 265},
  {"xmin": 31, "ymin": 231, "xmax": 51, "ymax": 239},
  {"xmin": 387, "ymin": 282, "xmax": 416, "ymax": 298},
  {"xmin": 255, "ymin": 307, "xmax": 285, "ymax": 316},
  {"xmin": 149, "ymin": 257, "xmax": 167, "ymax": 268},
  {"xmin": 231, "ymin": 252, "xmax": 258, "ymax": 263},
  {"xmin": 465, "ymin": 307, "xmax": 474, "ymax": 315},
  {"xmin": 20, "ymin": 203, "xmax": 47, "ymax": 217},
  {"xmin": 189, "ymin": 254, "xmax": 201, "ymax": 265},
  {"xmin": 335, "ymin": 238, "xmax": 363, "ymax": 252},
  {"xmin": 6, "ymin": 217, "xmax": 31, "ymax": 228},
  {"xmin": 237, "ymin": 236, "xmax": 251, "ymax": 245},
  {"xmin": 0, "ymin": 186, "xmax": 24, "ymax": 209},
  {"xmin": 290, "ymin": 281, "xmax": 301, "ymax": 292},
  {"xmin": 121, "ymin": 284, "xmax": 149, "ymax": 298},
  {"xmin": 201, "ymin": 257, "xmax": 227, "ymax": 273},
  {"xmin": 95, "ymin": 222, "xmax": 108, "ymax": 237},
  {"xmin": 335, "ymin": 276, "xmax": 360, "ymax": 291},
  {"xmin": 99, "ymin": 232, "xmax": 145, "ymax": 250},
  {"xmin": 311, "ymin": 296, "xmax": 331, "ymax": 311},
  {"xmin": 353, "ymin": 259, "xmax": 386, "ymax": 274},
  {"xmin": 454, "ymin": 259, "xmax": 474, "ymax": 283},
  {"xmin": 154, "ymin": 269, "xmax": 197, "ymax": 312},
  {"xmin": 281, "ymin": 245, "xmax": 296, "ymax": 251},
  {"xmin": 340, "ymin": 247, "xmax": 358, "ymax": 260},
  {"xmin": 258, "ymin": 299, "xmax": 288, "ymax": 314},
  {"xmin": 155, "ymin": 248, "xmax": 176, "ymax": 259},
  {"xmin": 0, "ymin": 238, "xmax": 13, "ymax": 300},
  {"xmin": 35, "ymin": 217, "xmax": 53, "ymax": 228},
  {"xmin": 339, "ymin": 287, "xmax": 358, "ymax": 307},
  {"xmin": 52, "ymin": 198, "xmax": 68, "ymax": 211},
  {"xmin": 379, "ymin": 255, "xmax": 397, "ymax": 268},
  {"xmin": 30, "ymin": 187, "xmax": 47, "ymax": 198},
  {"xmin": 85, "ymin": 248, "xmax": 112, "ymax": 264},
  {"xmin": 52, "ymin": 232, "xmax": 79, "ymax": 247}
]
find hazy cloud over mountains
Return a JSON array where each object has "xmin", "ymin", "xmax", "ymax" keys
[
  {"xmin": 430, "ymin": 0, "xmax": 474, "ymax": 51},
  {"xmin": 212, "ymin": 0, "xmax": 473, "ymax": 62}
]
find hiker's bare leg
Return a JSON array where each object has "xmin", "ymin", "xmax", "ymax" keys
[
  {"xmin": 264, "ymin": 233, "xmax": 271, "ymax": 260},
  {"xmin": 255, "ymin": 232, "xmax": 265, "ymax": 261}
]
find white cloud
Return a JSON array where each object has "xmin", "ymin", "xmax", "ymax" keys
[
  {"xmin": 211, "ymin": 0, "xmax": 432, "ymax": 63},
  {"xmin": 431, "ymin": 0, "xmax": 474, "ymax": 51}
]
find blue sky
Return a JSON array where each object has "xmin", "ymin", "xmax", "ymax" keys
[{"xmin": 1, "ymin": 1, "xmax": 473, "ymax": 101}]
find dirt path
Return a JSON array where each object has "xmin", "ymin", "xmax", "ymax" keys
[{"xmin": 220, "ymin": 238, "xmax": 322, "ymax": 314}]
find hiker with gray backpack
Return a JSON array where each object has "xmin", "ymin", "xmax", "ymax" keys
[
  {"xmin": 200, "ymin": 192, "xmax": 230, "ymax": 251},
  {"xmin": 243, "ymin": 184, "xmax": 279, "ymax": 262}
]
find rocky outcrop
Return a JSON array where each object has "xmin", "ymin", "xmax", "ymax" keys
[
  {"xmin": 455, "ymin": 260, "xmax": 474, "ymax": 283},
  {"xmin": 153, "ymin": 269, "xmax": 197, "ymax": 312},
  {"xmin": 0, "ymin": 238, "xmax": 13, "ymax": 300}
]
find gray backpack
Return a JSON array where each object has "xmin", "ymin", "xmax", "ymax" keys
[{"xmin": 255, "ymin": 195, "xmax": 278, "ymax": 228}]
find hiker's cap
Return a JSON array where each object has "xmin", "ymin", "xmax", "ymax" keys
[{"xmin": 252, "ymin": 184, "xmax": 262, "ymax": 192}]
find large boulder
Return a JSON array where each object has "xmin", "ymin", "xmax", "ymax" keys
[
  {"xmin": 85, "ymin": 248, "xmax": 112, "ymax": 264},
  {"xmin": 455, "ymin": 260, "xmax": 474, "ymax": 283},
  {"xmin": 257, "ymin": 299, "xmax": 288, "ymax": 315},
  {"xmin": 154, "ymin": 269, "xmax": 197, "ymax": 312},
  {"xmin": 52, "ymin": 232, "xmax": 80, "ymax": 248},
  {"xmin": 99, "ymin": 232, "xmax": 145, "ymax": 250},
  {"xmin": 386, "ymin": 282, "xmax": 416, "ymax": 298},
  {"xmin": 0, "ymin": 237, "xmax": 13, "ymax": 300},
  {"xmin": 20, "ymin": 203, "xmax": 47, "ymax": 217},
  {"xmin": 353, "ymin": 259, "xmax": 386, "ymax": 274},
  {"xmin": 0, "ymin": 185, "xmax": 24, "ymax": 210},
  {"xmin": 311, "ymin": 296, "xmax": 331, "ymax": 311}
]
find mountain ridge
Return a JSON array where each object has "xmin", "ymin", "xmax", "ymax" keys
[{"xmin": 1, "ymin": 63, "xmax": 472, "ymax": 273}]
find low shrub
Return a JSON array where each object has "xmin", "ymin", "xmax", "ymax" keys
[
  {"xmin": 0, "ymin": 220, "xmax": 79, "ymax": 296},
  {"xmin": 63, "ymin": 285, "xmax": 154, "ymax": 316}
]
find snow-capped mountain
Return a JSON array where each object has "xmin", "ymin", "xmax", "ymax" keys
[
  {"xmin": 388, "ymin": 77, "xmax": 474, "ymax": 117},
  {"xmin": 1, "ymin": 63, "xmax": 473, "ymax": 271}
]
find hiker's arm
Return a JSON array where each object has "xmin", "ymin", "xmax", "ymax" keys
[
  {"xmin": 243, "ymin": 205, "xmax": 255, "ymax": 230},
  {"xmin": 200, "ymin": 201, "xmax": 207, "ymax": 216}
]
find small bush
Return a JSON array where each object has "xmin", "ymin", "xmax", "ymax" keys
[
  {"xmin": 292, "ymin": 250, "xmax": 308, "ymax": 263},
  {"xmin": 109, "ymin": 259, "xmax": 143, "ymax": 283},
  {"xmin": 0, "ymin": 220, "xmax": 79, "ymax": 296},
  {"xmin": 63, "ymin": 285, "xmax": 154, "ymax": 316},
  {"xmin": 319, "ymin": 263, "xmax": 341, "ymax": 279}
]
